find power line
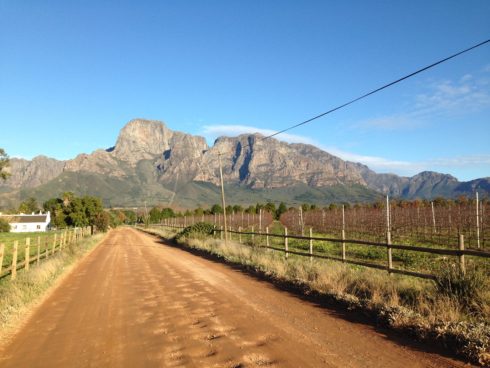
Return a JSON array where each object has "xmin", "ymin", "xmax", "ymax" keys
[
  {"xmin": 256, "ymin": 39, "xmax": 489, "ymax": 142},
  {"xmin": 215, "ymin": 39, "xmax": 489, "ymax": 216}
]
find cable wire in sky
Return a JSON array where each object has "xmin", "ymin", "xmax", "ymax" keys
[{"xmin": 258, "ymin": 39, "xmax": 490, "ymax": 142}]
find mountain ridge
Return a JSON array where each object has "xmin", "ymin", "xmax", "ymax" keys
[{"xmin": 1, "ymin": 119, "xmax": 488, "ymax": 207}]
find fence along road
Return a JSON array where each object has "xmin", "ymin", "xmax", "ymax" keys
[
  {"xmin": 160, "ymin": 222, "xmax": 490, "ymax": 281},
  {"xmin": 0, "ymin": 227, "xmax": 467, "ymax": 367}
]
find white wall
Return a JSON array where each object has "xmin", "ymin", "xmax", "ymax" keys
[{"xmin": 10, "ymin": 222, "xmax": 49, "ymax": 233}]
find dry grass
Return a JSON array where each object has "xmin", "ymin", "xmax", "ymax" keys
[{"xmin": 0, "ymin": 233, "xmax": 105, "ymax": 344}]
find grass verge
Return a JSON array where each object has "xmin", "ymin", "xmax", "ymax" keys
[
  {"xmin": 143, "ymin": 225, "xmax": 490, "ymax": 366},
  {"xmin": 0, "ymin": 232, "xmax": 106, "ymax": 345}
]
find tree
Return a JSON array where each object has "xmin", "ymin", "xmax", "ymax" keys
[
  {"xmin": 53, "ymin": 210, "xmax": 67, "ymax": 228},
  {"xmin": 264, "ymin": 202, "xmax": 276, "ymax": 215},
  {"xmin": 43, "ymin": 197, "xmax": 66, "ymax": 228},
  {"xmin": 276, "ymin": 202, "xmax": 287, "ymax": 220},
  {"xmin": 210, "ymin": 204, "xmax": 223, "ymax": 214},
  {"xmin": 116, "ymin": 211, "xmax": 126, "ymax": 224},
  {"xmin": 161, "ymin": 207, "xmax": 175, "ymax": 218},
  {"xmin": 194, "ymin": 207, "xmax": 204, "ymax": 216},
  {"xmin": 149, "ymin": 207, "xmax": 162, "ymax": 223},
  {"xmin": 94, "ymin": 211, "xmax": 110, "ymax": 232},
  {"xmin": 0, "ymin": 148, "xmax": 10, "ymax": 181},
  {"xmin": 42, "ymin": 193, "xmax": 106, "ymax": 229},
  {"xmin": 124, "ymin": 210, "xmax": 137, "ymax": 224},
  {"xmin": 232, "ymin": 205, "xmax": 243, "ymax": 213},
  {"xmin": 66, "ymin": 197, "xmax": 88, "ymax": 226},
  {"xmin": 82, "ymin": 196, "xmax": 104, "ymax": 224},
  {"xmin": 18, "ymin": 197, "xmax": 39, "ymax": 214},
  {"xmin": 433, "ymin": 197, "xmax": 448, "ymax": 207},
  {"xmin": 0, "ymin": 218, "xmax": 10, "ymax": 232},
  {"xmin": 62, "ymin": 192, "xmax": 75, "ymax": 207}
]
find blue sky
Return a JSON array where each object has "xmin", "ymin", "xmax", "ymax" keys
[{"xmin": 0, "ymin": 1, "xmax": 489, "ymax": 181}]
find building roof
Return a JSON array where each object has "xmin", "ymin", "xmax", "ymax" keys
[{"xmin": 0, "ymin": 214, "xmax": 49, "ymax": 224}]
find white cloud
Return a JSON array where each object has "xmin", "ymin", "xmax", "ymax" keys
[
  {"xmin": 355, "ymin": 115, "xmax": 418, "ymax": 131},
  {"xmin": 415, "ymin": 78, "xmax": 490, "ymax": 113},
  {"xmin": 357, "ymin": 70, "xmax": 490, "ymax": 131}
]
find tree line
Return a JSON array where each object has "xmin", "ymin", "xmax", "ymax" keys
[{"xmin": 0, "ymin": 193, "xmax": 112, "ymax": 233}]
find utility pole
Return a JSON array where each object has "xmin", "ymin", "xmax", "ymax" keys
[
  {"xmin": 218, "ymin": 152, "xmax": 228, "ymax": 244},
  {"xmin": 386, "ymin": 195, "xmax": 390, "ymax": 232},
  {"xmin": 476, "ymin": 192, "xmax": 480, "ymax": 249}
]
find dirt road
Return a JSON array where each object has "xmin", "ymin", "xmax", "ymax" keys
[{"xmin": 0, "ymin": 228, "xmax": 468, "ymax": 367}]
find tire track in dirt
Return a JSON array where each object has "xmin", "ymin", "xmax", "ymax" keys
[{"xmin": 0, "ymin": 228, "xmax": 470, "ymax": 367}]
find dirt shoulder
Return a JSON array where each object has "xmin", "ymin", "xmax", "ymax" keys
[
  {"xmin": 0, "ymin": 232, "xmax": 106, "ymax": 347},
  {"xmin": 0, "ymin": 228, "xmax": 470, "ymax": 367}
]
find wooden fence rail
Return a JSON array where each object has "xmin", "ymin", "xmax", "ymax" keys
[
  {"xmin": 0, "ymin": 226, "xmax": 92, "ymax": 281},
  {"xmin": 152, "ymin": 224, "xmax": 490, "ymax": 281}
]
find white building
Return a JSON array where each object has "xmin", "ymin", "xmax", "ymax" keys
[{"xmin": 0, "ymin": 211, "xmax": 51, "ymax": 233}]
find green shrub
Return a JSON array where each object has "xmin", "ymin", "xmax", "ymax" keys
[
  {"xmin": 176, "ymin": 222, "xmax": 215, "ymax": 241},
  {"xmin": 0, "ymin": 218, "xmax": 10, "ymax": 233}
]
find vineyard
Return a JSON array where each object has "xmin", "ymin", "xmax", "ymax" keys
[
  {"xmin": 161, "ymin": 199, "xmax": 490, "ymax": 278},
  {"xmin": 164, "ymin": 200, "xmax": 488, "ymax": 250},
  {"xmin": 281, "ymin": 200, "xmax": 488, "ymax": 249}
]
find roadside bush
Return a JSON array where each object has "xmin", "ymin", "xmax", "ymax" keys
[
  {"xmin": 435, "ymin": 261, "xmax": 487, "ymax": 314},
  {"xmin": 176, "ymin": 222, "xmax": 215, "ymax": 241},
  {"xmin": 93, "ymin": 211, "xmax": 110, "ymax": 232},
  {"xmin": 0, "ymin": 218, "xmax": 10, "ymax": 232}
]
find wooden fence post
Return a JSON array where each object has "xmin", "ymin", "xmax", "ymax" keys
[
  {"xmin": 37, "ymin": 236, "xmax": 41, "ymax": 265},
  {"xmin": 266, "ymin": 227, "xmax": 269, "ymax": 247},
  {"xmin": 387, "ymin": 230, "xmax": 393, "ymax": 274},
  {"xmin": 285, "ymin": 227, "xmax": 289, "ymax": 259},
  {"xmin": 25, "ymin": 238, "xmax": 31, "ymax": 271},
  {"xmin": 45, "ymin": 237, "xmax": 49, "ymax": 258},
  {"xmin": 341, "ymin": 229, "xmax": 346, "ymax": 262},
  {"xmin": 251, "ymin": 226, "xmax": 255, "ymax": 245},
  {"xmin": 459, "ymin": 234, "xmax": 466, "ymax": 275},
  {"xmin": 309, "ymin": 227, "xmax": 313, "ymax": 261},
  {"xmin": 238, "ymin": 226, "xmax": 242, "ymax": 244},
  {"xmin": 12, "ymin": 241, "xmax": 18, "ymax": 280},
  {"xmin": 52, "ymin": 234, "xmax": 57, "ymax": 254},
  {"xmin": 220, "ymin": 226, "xmax": 223, "ymax": 240},
  {"xmin": 0, "ymin": 243, "xmax": 4, "ymax": 275}
]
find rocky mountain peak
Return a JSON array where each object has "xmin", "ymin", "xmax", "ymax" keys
[
  {"xmin": 412, "ymin": 171, "xmax": 458, "ymax": 182},
  {"xmin": 113, "ymin": 119, "xmax": 175, "ymax": 163}
]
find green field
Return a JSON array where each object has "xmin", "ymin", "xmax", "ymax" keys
[{"xmin": 0, "ymin": 231, "xmax": 66, "ymax": 272}]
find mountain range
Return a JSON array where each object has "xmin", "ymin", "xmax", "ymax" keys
[{"xmin": 1, "ymin": 119, "xmax": 488, "ymax": 208}]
